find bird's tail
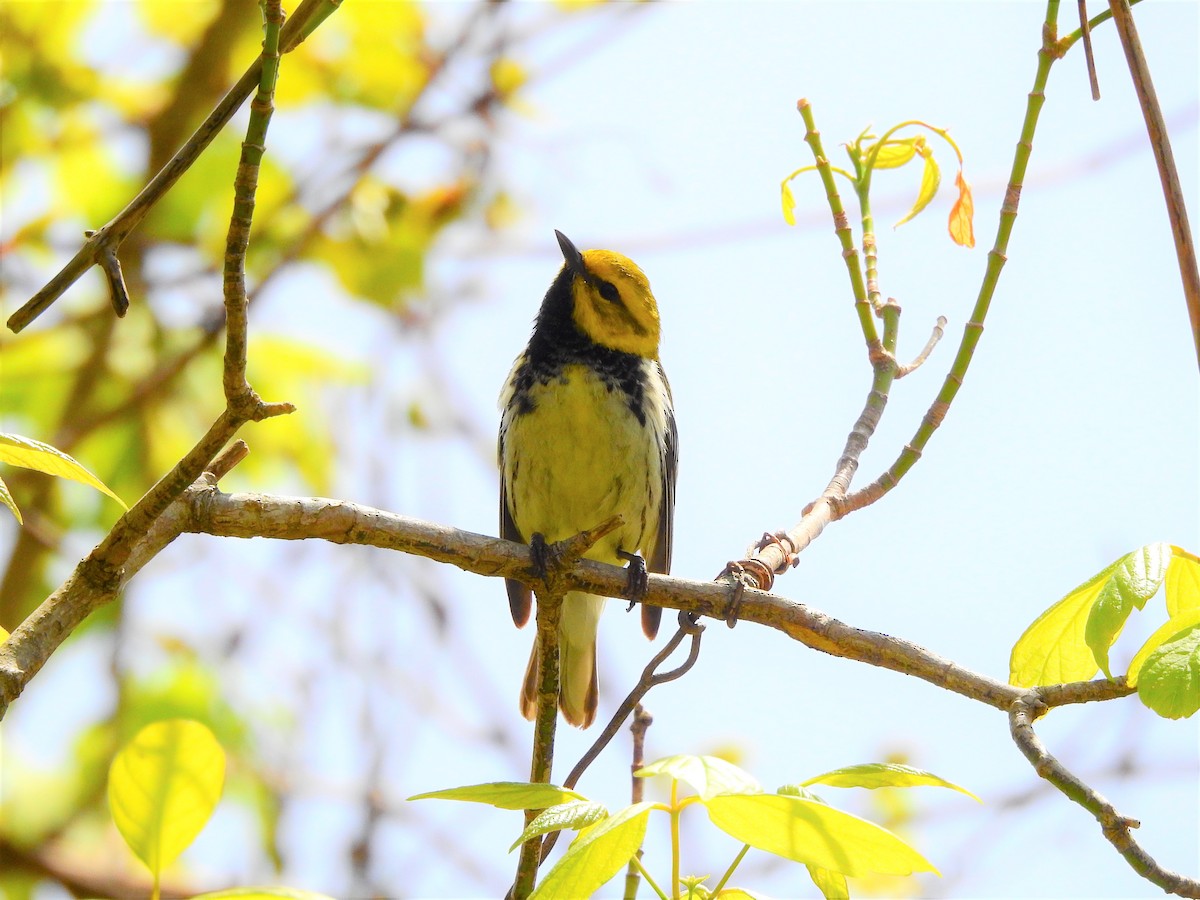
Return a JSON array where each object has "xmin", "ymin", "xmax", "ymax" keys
[{"xmin": 520, "ymin": 592, "xmax": 606, "ymax": 728}]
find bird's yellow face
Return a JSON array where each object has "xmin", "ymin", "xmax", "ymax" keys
[{"xmin": 567, "ymin": 249, "xmax": 661, "ymax": 359}]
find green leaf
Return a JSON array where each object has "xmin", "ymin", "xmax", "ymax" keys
[
  {"xmin": 1010, "ymin": 546, "xmax": 1170, "ymax": 687},
  {"xmin": 530, "ymin": 802, "xmax": 655, "ymax": 900},
  {"xmin": 800, "ymin": 763, "xmax": 980, "ymax": 802},
  {"xmin": 193, "ymin": 890, "xmax": 338, "ymax": 900},
  {"xmin": 894, "ymin": 144, "xmax": 940, "ymax": 227},
  {"xmin": 509, "ymin": 800, "xmax": 608, "ymax": 852},
  {"xmin": 1128, "ymin": 609, "xmax": 1200, "ymax": 685},
  {"xmin": 1166, "ymin": 547, "xmax": 1200, "ymax": 615},
  {"xmin": 107, "ymin": 719, "xmax": 226, "ymax": 885},
  {"xmin": 1085, "ymin": 544, "xmax": 1171, "ymax": 677},
  {"xmin": 636, "ymin": 754, "xmax": 760, "ymax": 800},
  {"xmin": 704, "ymin": 793, "xmax": 937, "ymax": 878},
  {"xmin": 0, "ymin": 474, "xmax": 20, "ymax": 524},
  {"xmin": 781, "ymin": 180, "xmax": 797, "ymax": 226},
  {"xmin": 0, "ymin": 433, "xmax": 127, "ymax": 511},
  {"xmin": 407, "ymin": 781, "xmax": 586, "ymax": 810},
  {"xmin": 1136, "ymin": 623, "xmax": 1200, "ymax": 719},
  {"xmin": 805, "ymin": 864, "xmax": 850, "ymax": 900}
]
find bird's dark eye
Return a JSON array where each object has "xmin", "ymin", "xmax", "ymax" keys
[{"xmin": 598, "ymin": 281, "xmax": 620, "ymax": 303}]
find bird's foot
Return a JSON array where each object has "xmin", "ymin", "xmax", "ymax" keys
[
  {"xmin": 530, "ymin": 532, "xmax": 552, "ymax": 583},
  {"xmin": 618, "ymin": 549, "xmax": 649, "ymax": 609}
]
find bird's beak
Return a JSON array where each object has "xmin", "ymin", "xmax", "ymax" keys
[{"xmin": 555, "ymin": 230, "xmax": 588, "ymax": 279}]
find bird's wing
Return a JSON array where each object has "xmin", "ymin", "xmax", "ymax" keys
[
  {"xmin": 499, "ymin": 431, "xmax": 532, "ymax": 628},
  {"xmin": 643, "ymin": 364, "xmax": 677, "ymax": 638}
]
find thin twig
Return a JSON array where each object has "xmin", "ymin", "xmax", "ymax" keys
[
  {"xmin": 623, "ymin": 705, "xmax": 653, "ymax": 900},
  {"xmin": 5, "ymin": 0, "xmax": 343, "ymax": 334},
  {"xmin": 1078, "ymin": 0, "xmax": 1101, "ymax": 100},
  {"xmin": 896, "ymin": 315, "xmax": 948, "ymax": 378},
  {"xmin": 1107, "ymin": 0, "xmax": 1200, "ymax": 371},
  {"xmin": 534, "ymin": 612, "xmax": 704, "ymax": 863},
  {"xmin": 1010, "ymin": 696, "xmax": 1200, "ymax": 897},
  {"xmin": 0, "ymin": 2, "xmax": 294, "ymax": 716}
]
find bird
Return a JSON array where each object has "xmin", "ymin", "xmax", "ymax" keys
[{"xmin": 498, "ymin": 230, "xmax": 677, "ymax": 729}]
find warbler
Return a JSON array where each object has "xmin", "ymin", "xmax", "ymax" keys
[{"xmin": 498, "ymin": 231, "xmax": 677, "ymax": 729}]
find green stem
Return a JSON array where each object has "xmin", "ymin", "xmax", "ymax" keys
[
  {"xmin": 628, "ymin": 853, "xmax": 669, "ymax": 900},
  {"xmin": 669, "ymin": 779, "xmax": 680, "ymax": 900},
  {"xmin": 797, "ymin": 99, "xmax": 878, "ymax": 350},
  {"xmin": 709, "ymin": 844, "xmax": 751, "ymax": 895},
  {"xmin": 836, "ymin": 0, "xmax": 1061, "ymax": 515}
]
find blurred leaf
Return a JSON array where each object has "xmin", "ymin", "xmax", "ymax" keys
[
  {"xmin": 138, "ymin": 0, "xmax": 220, "ymax": 43},
  {"xmin": 704, "ymin": 793, "xmax": 937, "ymax": 877},
  {"xmin": 1166, "ymin": 547, "xmax": 1200, "ymax": 615},
  {"xmin": 193, "ymin": 889, "xmax": 338, "ymax": 900},
  {"xmin": 509, "ymin": 800, "xmax": 608, "ymax": 851},
  {"xmin": 490, "ymin": 57, "xmax": 528, "ymax": 100},
  {"xmin": 408, "ymin": 781, "xmax": 586, "ymax": 810},
  {"xmin": 273, "ymin": 1, "xmax": 428, "ymax": 111},
  {"xmin": 637, "ymin": 754, "xmax": 761, "ymax": 799},
  {"xmin": 800, "ymin": 763, "xmax": 980, "ymax": 802},
  {"xmin": 894, "ymin": 142, "xmax": 940, "ymax": 228},
  {"xmin": 122, "ymin": 659, "xmax": 252, "ymax": 753},
  {"xmin": 948, "ymin": 169, "xmax": 975, "ymax": 247},
  {"xmin": 1135, "ymin": 623, "xmax": 1200, "ymax": 719},
  {"xmin": 0, "ymin": 433, "xmax": 127, "ymax": 510},
  {"xmin": 1128, "ymin": 609, "xmax": 1200, "ymax": 686},
  {"xmin": 530, "ymin": 802, "xmax": 655, "ymax": 900},
  {"xmin": 0, "ymin": 475, "xmax": 20, "ymax": 524},
  {"xmin": 108, "ymin": 719, "xmax": 226, "ymax": 887},
  {"xmin": 1085, "ymin": 543, "xmax": 1171, "ymax": 678},
  {"xmin": 54, "ymin": 108, "xmax": 139, "ymax": 222}
]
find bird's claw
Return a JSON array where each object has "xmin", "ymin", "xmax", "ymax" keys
[
  {"xmin": 530, "ymin": 532, "xmax": 551, "ymax": 582},
  {"xmin": 618, "ymin": 549, "xmax": 649, "ymax": 609}
]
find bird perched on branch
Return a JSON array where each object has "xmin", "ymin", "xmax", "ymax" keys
[{"xmin": 499, "ymin": 230, "xmax": 677, "ymax": 728}]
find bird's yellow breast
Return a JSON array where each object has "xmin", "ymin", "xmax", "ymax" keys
[{"xmin": 501, "ymin": 363, "xmax": 665, "ymax": 567}]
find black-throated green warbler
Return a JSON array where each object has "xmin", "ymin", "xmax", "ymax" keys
[{"xmin": 499, "ymin": 231, "xmax": 677, "ymax": 728}]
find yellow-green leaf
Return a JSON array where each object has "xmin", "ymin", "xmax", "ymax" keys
[
  {"xmin": 108, "ymin": 719, "xmax": 226, "ymax": 881},
  {"xmin": 1166, "ymin": 547, "xmax": 1200, "ymax": 616},
  {"xmin": 800, "ymin": 763, "xmax": 980, "ymax": 802},
  {"xmin": 871, "ymin": 138, "xmax": 919, "ymax": 170},
  {"xmin": 1010, "ymin": 571, "xmax": 1106, "ymax": 687},
  {"xmin": 1136, "ymin": 623, "xmax": 1200, "ymax": 719},
  {"xmin": 704, "ymin": 793, "xmax": 936, "ymax": 878},
  {"xmin": 0, "ymin": 474, "xmax": 21, "ymax": 524},
  {"xmin": 894, "ymin": 145, "xmax": 940, "ymax": 228},
  {"xmin": 1086, "ymin": 543, "xmax": 1171, "ymax": 677},
  {"xmin": 530, "ymin": 802, "xmax": 655, "ymax": 899},
  {"xmin": 637, "ymin": 754, "xmax": 760, "ymax": 799},
  {"xmin": 407, "ymin": 781, "xmax": 585, "ymax": 810},
  {"xmin": 509, "ymin": 800, "xmax": 608, "ymax": 852},
  {"xmin": 1128, "ymin": 609, "xmax": 1200, "ymax": 686},
  {"xmin": 0, "ymin": 433, "xmax": 126, "ymax": 511},
  {"xmin": 1010, "ymin": 546, "xmax": 1171, "ymax": 687},
  {"xmin": 806, "ymin": 864, "xmax": 849, "ymax": 900},
  {"xmin": 781, "ymin": 180, "xmax": 797, "ymax": 226}
]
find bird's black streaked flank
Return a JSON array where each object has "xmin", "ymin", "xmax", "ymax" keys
[{"xmin": 498, "ymin": 230, "xmax": 677, "ymax": 728}]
